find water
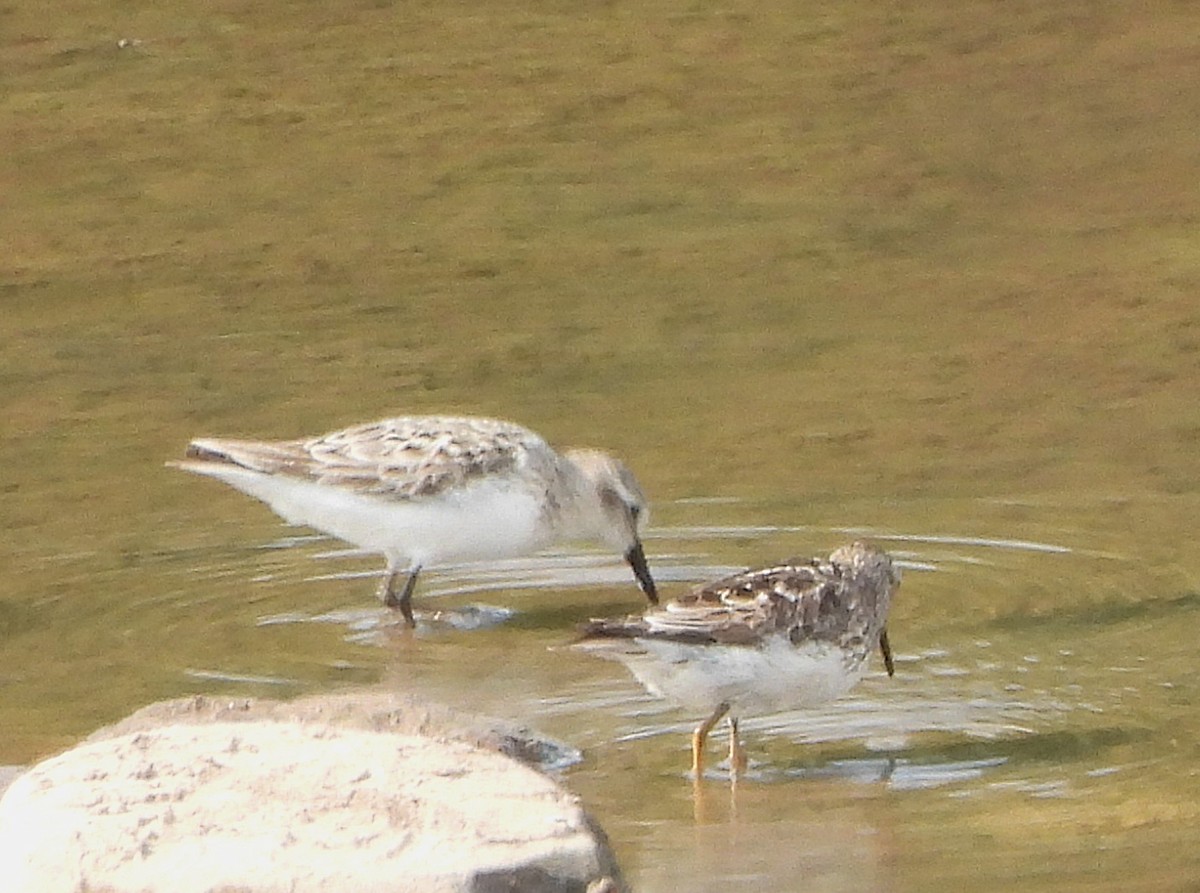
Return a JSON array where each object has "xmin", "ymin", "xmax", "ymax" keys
[
  {"xmin": 6, "ymin": 494, "xmax": 1198, "ymax": 889},
  {"xmin": 6, "ymin": 1, "xmax": 1200, "ymax": 889}
]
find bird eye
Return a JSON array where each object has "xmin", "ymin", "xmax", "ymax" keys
[{"xmin": 598, "ymin": 487, "xmax": 623, "ymax": 512}]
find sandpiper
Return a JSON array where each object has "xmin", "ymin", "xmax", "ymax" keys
[
  {"xmin": 576, "ymin": 541, "xmax": 898, "ymax": 778},
  {"xmin": 172, "ymin": 415, "xmax": 658, "ymax": 625}
]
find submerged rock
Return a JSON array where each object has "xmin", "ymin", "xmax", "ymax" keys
[{"xmin": 0, "ymin": 692, "xmax": 624, "ymax": 893}]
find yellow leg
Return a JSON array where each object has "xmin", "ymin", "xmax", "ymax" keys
[
  {"xmin": 691, "ymin": 701, "xmax": 731, "ymax": 778},
  {"xmin": 728, "ymin": 717, "xmax": 747, "ymax": 779}
]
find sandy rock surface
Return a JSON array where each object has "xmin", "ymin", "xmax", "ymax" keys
[
  {"xmin": 0, "ymin": 692, "xmax": 624, "ymax": 893},
  {"xmin": 87, "ymin": 690, "xmax": 584, "ymax": 770}
]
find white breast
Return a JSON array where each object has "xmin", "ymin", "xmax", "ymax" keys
[
  {"xmin": 617, "ymin": 636, "xmax": 864, "ymax": 716},
  {"xmin": 186, "ymin": 465, "xmax": 549, "ymax": 567}
]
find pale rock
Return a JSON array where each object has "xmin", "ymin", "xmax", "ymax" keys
[{"xmin": 0, "ymin": 692, "xmax": 624, "ymax": 893}]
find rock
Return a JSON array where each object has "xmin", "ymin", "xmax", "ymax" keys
[
  {"xmin": 0, "ymin": 693, "xmax": 625, "ymax": 893},
  {"xmin": 87, "ymin": 691, "xmax": 584, "ymax": 772}
]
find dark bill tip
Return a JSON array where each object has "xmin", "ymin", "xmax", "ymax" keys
[
  {"xmin": 624, "ymin": 540, "xmax": 658, "ymax": 605},
  {"xmin": 879, "ymin": 627, "xmax": 895, "ymax": 677}
]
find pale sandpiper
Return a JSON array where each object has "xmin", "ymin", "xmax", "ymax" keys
[{"xmin": 172, "ymin": 415, "xmax": 658, "ymax": 625}]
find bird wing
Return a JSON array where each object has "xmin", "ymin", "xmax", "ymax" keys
[
  {"xmin": 183, "ymin": 416, "xmax": 547, "ymax": 499},
  {"xmin": 650, "ymin": 562, "xmax": 833, "ymax": 644},
  {"xmin": 579, "ymin": 544, "xmax": 898, "ymax": 667},
  {"xmin": 579, "ymin": 561, "xmax": 835, "ymax": 647}
]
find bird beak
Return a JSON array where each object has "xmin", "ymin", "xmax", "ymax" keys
[
  {"xmin": 624, "ymin": 540, "xmax": 658, "ymax": 605},
  {"xmin": 879, "ymin": 627, "xmax": 895, "ymax": 677}
]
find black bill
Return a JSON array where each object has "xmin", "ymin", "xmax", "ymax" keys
[
  {"xmin": 879, "ymin": 627, "xmax": 895, "ymax": 677},
  {"xmin": 624, "ymin": 540, "xmax": 659, "ymax": 605}
]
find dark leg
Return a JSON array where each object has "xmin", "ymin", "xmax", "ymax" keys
[
  {"xmin": 379, "ymin": 565, "xmax": 421, "ymax": 628},
  {"xmin": 879, "ymin": 627, "xmax": 895, "ymax": 677}
]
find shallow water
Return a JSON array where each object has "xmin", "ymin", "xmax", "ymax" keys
[
  {"xmin": 9, "ymin": 491, "xmax": 1199, "ymax": 890},
  {"xmin": 6, "ymin": 1, "xmax": 1200, "ymax": 889}
]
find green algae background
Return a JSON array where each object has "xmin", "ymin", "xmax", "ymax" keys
[{"xmin": 4, "ymin": 1, "xmax": 1200, "ymax": 890}]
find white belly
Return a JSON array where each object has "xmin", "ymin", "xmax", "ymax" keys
[
  {"xmin": 190, "ymin": 465, "xmax": 549, "ymax": 567},
  {"xmin": 617, "ymin": 637, "xmax": 864, "ymax": 716}
]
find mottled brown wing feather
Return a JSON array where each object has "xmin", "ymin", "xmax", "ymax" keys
[
  {"xmin": 187, "ymin": 416, "xmax": 547, "ymax": 499},
  {"xmin": 579, "ymin": 543, "xmax": 897, "ymax": 659},
  {"xmin": 579, "ymin": 560, "xmax": 837, "ymax": 647}
]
